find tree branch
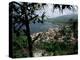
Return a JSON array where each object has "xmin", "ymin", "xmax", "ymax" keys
[
  {"xmin": 29, "ymin": 15, "xmax": 38, "ymax": 22},
  {"xmin": 9, "ymin": 1, "xmax": 24, "ymax": 8},
  {"xmin": 32, "ymin": 33, "xmax": 41, "ymax": 44}
]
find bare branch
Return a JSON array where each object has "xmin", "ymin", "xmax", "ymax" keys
[
  {"xmin": 29, "ymin": 15, "xmax": 38, "ymax": 21},
  {"xmin": 32, "ymin": 33, "xmax": 41, "ymax": 44}
]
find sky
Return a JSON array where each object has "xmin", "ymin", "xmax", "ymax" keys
[{"xmin": 35, "ymin": 4, "xmax": 78, "ymax": 18}]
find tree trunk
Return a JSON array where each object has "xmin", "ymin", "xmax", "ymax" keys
[
  {"xmin": 23, "ymin": 3, "xmax": 33, "ymax": 57},
  {"xmin": 24, "ymin": 11, "xmax": 33, "ymax": 57},
  {"xmin": 25, "ymin": 21, "xmax": 33, "ymax": 57}
]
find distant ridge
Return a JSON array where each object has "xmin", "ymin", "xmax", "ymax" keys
[{"xmin": 46, "ymin": 14, "xmax": 78, "ymax": 23}]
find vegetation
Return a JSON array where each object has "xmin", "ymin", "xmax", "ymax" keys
[
  {"xmin": 9, "ymin": 1, "xmax": 78, "ymax": 58},
  {"xmin": 33, "ymin": 21, "xmax": 78, "ymax": 56},
  {"xmin": 9, "ymin": 1, "xmax": 46, "ymax": 57},
  {"xmin": 12, "ymin": 20, "xmax": 78, "ymax": 57}
]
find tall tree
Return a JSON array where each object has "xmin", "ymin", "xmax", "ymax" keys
[{"xmin": 9, "ymin": 1, "xmax": 46, "ymax": 57}]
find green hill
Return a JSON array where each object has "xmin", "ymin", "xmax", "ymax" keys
[{"xmin": 46, "ymin": 14, "xmax": 78, "ymax": 23}]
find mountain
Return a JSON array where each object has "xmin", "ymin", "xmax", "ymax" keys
[
  {"xmin": 46, "ymin": 14, "xmax": 78, "ymax": 23},
  {"xmin": 30, "ymin": 14, "xmax": 78, "ymax": 33}
]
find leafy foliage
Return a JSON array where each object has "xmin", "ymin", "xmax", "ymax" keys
[
  {"xmin": 9, "ymin": 1, "xmax": 78, "ymax": 57},
  {"xmin": 33, "ymin": 21, "xmax": 78, "ymax": 56},
  {"xmin": 12, "ymin": 33, "xmax": 29, "ymax": 58},
  {"xmin": 9, "ymin": 1, "xmax": 47, "ymax": 57}
]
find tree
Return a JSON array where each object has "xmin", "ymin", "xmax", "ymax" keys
[{"xmin": 9, "ymin": 1, "xmax": 46, "ymax": 57}]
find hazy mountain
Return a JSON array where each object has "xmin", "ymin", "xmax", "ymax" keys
[
  {"xmin": 46, "ymin": 14, "xmax": 78, "ymax": 23},
  {"xmin": 30, "ymin": 14, "xmax": 78, "ymax": 33}
]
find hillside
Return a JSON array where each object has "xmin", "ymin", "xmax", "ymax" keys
[
  {"xmin": 46, "ymin": 14, "xmax": 78, "ymax": 23},
  {"xmin": 31, "ymin": 26, "xmax": 78, "ymax": 56}
]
